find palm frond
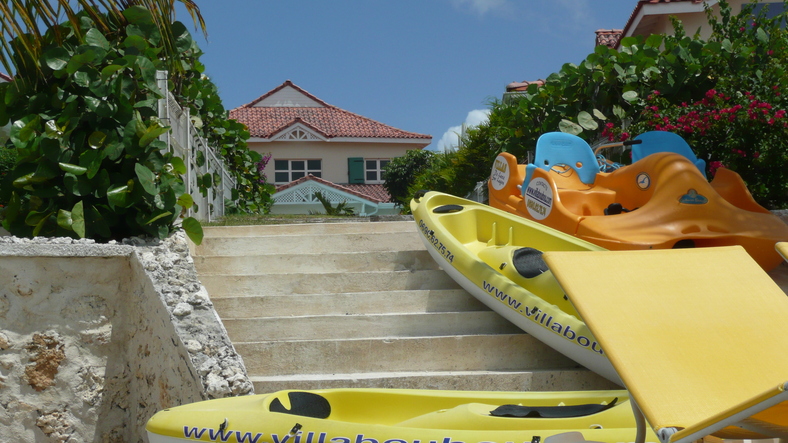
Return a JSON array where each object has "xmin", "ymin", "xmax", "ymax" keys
[{"xmin": 0, "ymin": 0, "xmax": 207, "ymax": 82}]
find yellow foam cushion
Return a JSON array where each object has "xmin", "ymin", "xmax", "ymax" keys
[{"xmin": 543, "ymin": 246, "xmax": 788, "ymax": 438}]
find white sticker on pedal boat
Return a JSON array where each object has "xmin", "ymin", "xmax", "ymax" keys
[
  {"xmin": 524, "ymin": 177, "xmax": 553, "ymax": 220},
  {"xmin": 490, "ymin": 155, "xmax": 510, "ymax": 191}
]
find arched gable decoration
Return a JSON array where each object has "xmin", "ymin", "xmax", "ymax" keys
[{"xmin": 272, "ymin": 175, "xmax": 397, "ymax": 216}]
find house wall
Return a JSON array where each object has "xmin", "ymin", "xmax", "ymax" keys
[
  {"xmin": 250, "ymin": 140, "xmax": 425, "ymax": 184},
  {"xmin": 643, "ymin": 0, "xmax": 778, "ymax": 40}
]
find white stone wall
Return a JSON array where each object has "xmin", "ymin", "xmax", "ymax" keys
[{"xmin": 0, "ymin": 233, "xmax": 252, "ymax": 442}]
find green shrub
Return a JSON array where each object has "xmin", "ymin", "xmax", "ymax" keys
[
  {"xmin": 0, "ymin": 7, "xmax": 273, "ymax": 242},
  {"xmin": 383, "ymin": 149, "xmax": 435, "ymax": 211}
]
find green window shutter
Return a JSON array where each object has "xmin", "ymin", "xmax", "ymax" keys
[{"xmin": 348, "ymin": 157, "xmax": 364, "ymax": 184}]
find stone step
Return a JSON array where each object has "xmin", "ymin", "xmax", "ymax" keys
[
  {"xmin": 223, "ymin": 312, "xmax": 522, "ymax": 342},
  {"xmin": 235, "ymin": 334, "xmax": 570, "ymax": 375},
  {"xmin": 193, "ymin": 231, "xmax": 425, "ymax": 256},
  {"xmin": 250, "ymin": 369, "xmax": 619, "ymax": 393},
  {"xmin": 200, "ymin": 270, "xmax": 461, "ymax": 297},
  {"xmin": 194, "ymin": 250, "xmax": 439, "ymax": 275},
  {"xmin": 202, "ymin": 220, "xmax": 417, "ymax": 237},
  {"xmin": 211, "ymin": 289, "xmax": 486, "ymax": 318}
]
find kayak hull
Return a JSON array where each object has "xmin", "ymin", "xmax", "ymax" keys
[
  {"xmin": 410, "ymin": 192, "xmax": 618, "ymax": 385},
  {"xmin": 146, "ymin": 388, "xmax": 658, "ymax": 443}
]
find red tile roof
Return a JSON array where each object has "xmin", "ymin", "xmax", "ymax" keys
[
  {"xmin": 596, "ymin": 29, "xmax": 623, "ymax": 48},
  {"xmin": 230, "ymin": 80, "xmax": 431, "ymax": 141},
  {"xmin": 506, "ymin": 80, "xmax": 545, "ymax": 92},
  {"xmin": 275, "ymin": 174, "xmax": 391, "ymax": 204},
  {"xmin": 0, "ymin": 72, "xmax": 12, "ymax": 82}
]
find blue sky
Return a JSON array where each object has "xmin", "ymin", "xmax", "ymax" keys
[{"xmin": 182, "ymin": 1, "xmax": 640, "ymax": 150}]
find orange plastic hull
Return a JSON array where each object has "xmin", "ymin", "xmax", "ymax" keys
[{"xmin": 488, "ymin": 151, "xmax": 788, "ymax": 271}]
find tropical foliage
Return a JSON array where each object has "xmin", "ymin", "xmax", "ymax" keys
[
  {"xmin": 382, "ymin": 148, "xmax": 435, "ymax": 211},
  {"xmin": 0, "ymin": 2, "xmax": 273, "ymax": 242},
  {"xmin": 312, "ymin": 191, "xmax": 355, "ymax": 216},
  {"xmin": 415, "ymin": 0, "xmax": 788, "ymax": 209},
  {"xmin": 0, "ymin": 5, "xmax": 270, "ymax": 243}
]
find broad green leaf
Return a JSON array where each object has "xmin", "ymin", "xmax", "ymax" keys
[
  {"xmin": 578, "ymin": 111, "xmax": 598, "ymax": 131},
  {"xmin": 182, "ymin": 217, "xmax": 204, "ymax": 245},
  {"xmin": 72, "ymin": 201, "xmax": 86, "ymax": 238},
  {"xmin": 10, "ymin": 115, "xmax": 41, "ymax": 148},
  {"xmin": 57, "ymin": 209, "xmax": 73, "ymax": 231},
  {"xmin": 592, "ymin": 109, "xmax": 607, "ymax": 120},
  {"xmin": 107, "ymin": 185, "xmax": 131, "ymax": 209},
  {"xmin": 73, "ymin": 70, "xmax": 91, "ymax": 87},
  {"xmin": 201, "ymin": 173, "xmax": 213, "ymax": 188},
  {"xmin": 177, "ymin": 193, "xmax": 194, "ymax": 209},
  {"xmin": 123, "ymin": 5, "xmax": 154, "ymax": 25},
  {"xmin": 123, "ymin": 34, "xmax": 148, "ymax": 51},
  {"xmin": 25, "ymin": 210, "xmax": 48, "ymax": 227},
  {"xmin": 613, "ymin": 105, "xmax": 626, "ymax": 120},
  {"xmin": 135, "ymin": 163, "xmax": 158, "ymax": 195},
  {"xmin": 66, "ymin": 49, "xmax": 97, "ymax": 74},
  {"xmin": 88, "ymin": 131, "xmax": 106, "ymax": 149},
  {"xmin": 101, "ymin": 65, "xmax": 124, "ymax": 80},
  {"xmin": 622, "ymin": 91, "xmax": 639, "ymax": 102},
  {"xmin": 172, "ymin": 21, "xmax": 193, "ymax": 53},
  {"xmin": 645, "ymin": 34, "xmax": 663, "ymax": 48},
  {"xmin": 170, "ymin": 156, "xmax": 187, "ymax": 174},
  {"xmin": 139, "ymin": 124, "xmax": 170, "ymax": 147},
  {"xmin": 45, "ymin": 120, "xmax": 63, "ymax": 138},
  {"xmin": 558, "ymin": 119, "xmax": 583, "ymax": 135},
  {"xmin": 43, "ymin": 47, "xmax": 70, "ymax": 71},
  {"xmin": 756, "ymin": 27, "xmax": 768, "ymax": 44},
  {"xmin": 79, "ymin": 149, "xmax": 103, "ymax": 179},
  {"xmin": 31, "ymin": 212, "xmax": 51, "ymax": 237},
  {"xmin": 85, "ymin": 28, "xmax": 110, "ymax": 50},
  {"xmin": 59, "ymin": 163, "xmax": 88, "ymax": 175}
]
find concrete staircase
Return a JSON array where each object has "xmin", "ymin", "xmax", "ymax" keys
[{"xmin": 191, "ymin": 220, "xmax": 618, "ymax": 394}]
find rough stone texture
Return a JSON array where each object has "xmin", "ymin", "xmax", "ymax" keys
[{"xmin": 0, "ymin": 232, "xmax": 252, "ymax": 442}]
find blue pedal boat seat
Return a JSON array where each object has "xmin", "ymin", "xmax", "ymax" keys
[
  {"xmin": 524, "ymin": 132, "xmax": 599, "ymax": 188},
  {"xmin": 632, "ymin": 131, "xmax": 706, "ymax": 178}
]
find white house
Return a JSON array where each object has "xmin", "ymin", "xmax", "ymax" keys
[{"xmin": 229, "ymin": 81, "xmax": 431, "ymax": 215}]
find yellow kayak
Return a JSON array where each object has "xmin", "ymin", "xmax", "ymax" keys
[
  {"xmin": 146, "ymin": 388, "xmax": 658, "ymax": 443},
  {"xmin": 411, "ymin": 191, "xmax": 617, "ymax": 384}
]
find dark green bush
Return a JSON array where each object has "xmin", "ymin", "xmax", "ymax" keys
[{"xmin": 0, "ymin": 7, "xmax": 273, "ymax": 242}]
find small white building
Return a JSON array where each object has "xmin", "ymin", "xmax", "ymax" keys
[{"xmin": 229, "ymin": 81, "xmax": 431, "ymax": 215}]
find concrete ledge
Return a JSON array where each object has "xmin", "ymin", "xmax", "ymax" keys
[{"xmin": 0, "ymin": 233, "xmax": 252, "ymax": 442}]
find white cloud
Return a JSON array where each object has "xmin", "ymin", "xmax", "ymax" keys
[
  {"xmin": 437, "ymin": 109, "xmax": 490, "ymax": 151},
  {"xmin": 553, "ymin": 0, "xmax": 592, "ymax": 27},
  {"xmin": 450, "ymin": 0, "xmax": 511, "ymax": 15}
]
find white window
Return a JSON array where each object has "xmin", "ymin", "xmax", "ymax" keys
[
  {"xmin": 365, "ymin": 159, "xmax": 390, "ymax": 184},
  {"xmin": 274, "ymin": 159, "xmax": 322, "ymax": 184}
]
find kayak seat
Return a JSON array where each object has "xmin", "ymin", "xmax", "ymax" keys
[
  {"xmin": 512, "ymin": 247, "xmax": 549, "ymax": 279},
  {"xmin": 433, "ymin": 204, "xmax": 464, "ymax": 214},
  {"xmin": 490, "ymin": 398, "xmax": 618, "ymax": 418},
  {"xmin": 270, "ymin": 391, "xmax": 331, "ymax": 419}
]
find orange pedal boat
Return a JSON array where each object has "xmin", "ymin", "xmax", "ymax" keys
[{"xmin": 488, "ymin": 131, "xmax": 788, "ymax": 271}]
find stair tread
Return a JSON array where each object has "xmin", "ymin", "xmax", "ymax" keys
[{"xmin": 249, "ymin": 369, "xmax": 559, "ymax": 382}]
